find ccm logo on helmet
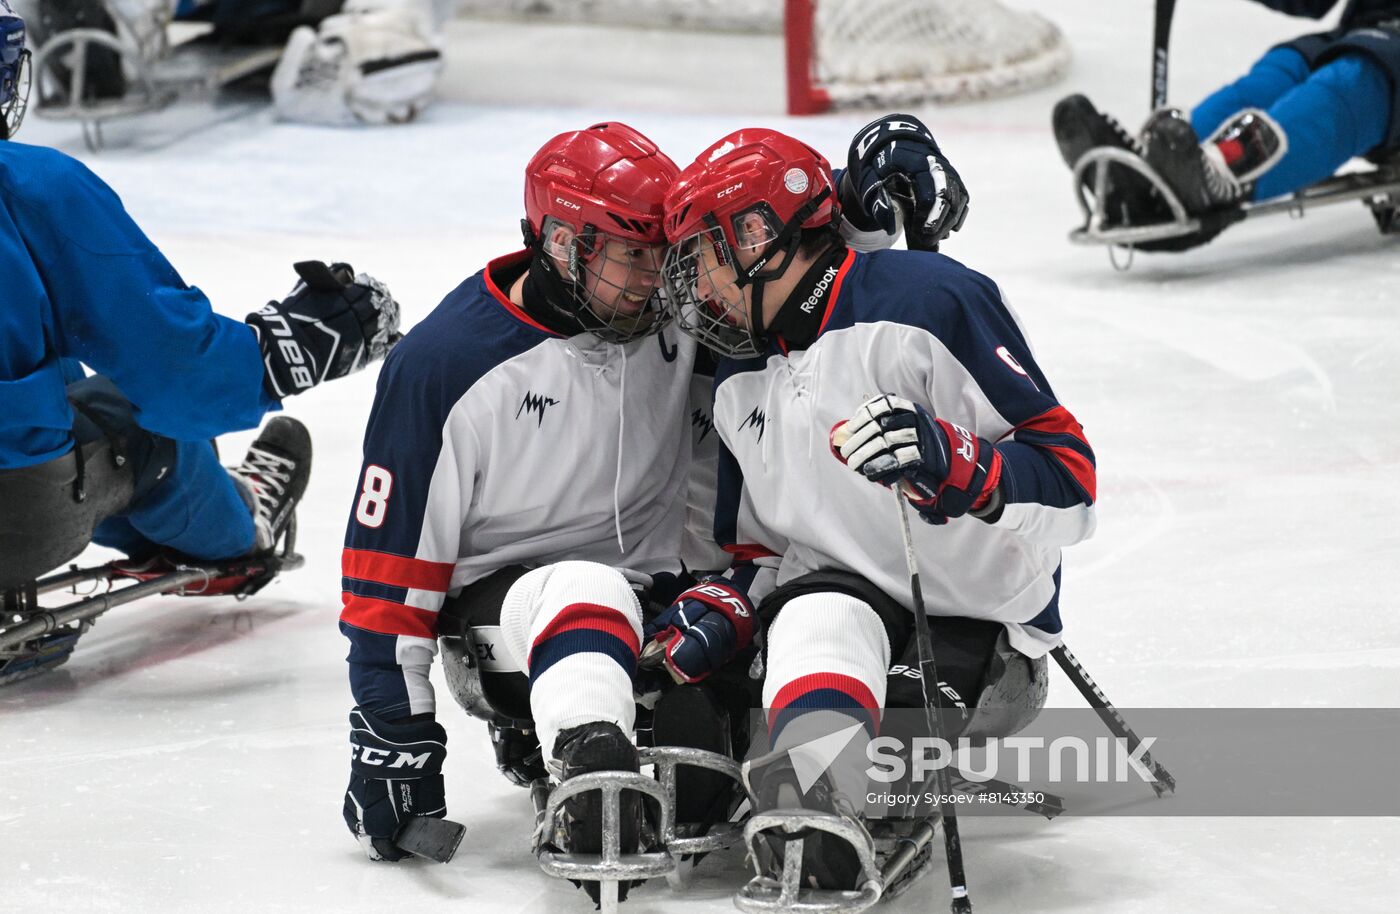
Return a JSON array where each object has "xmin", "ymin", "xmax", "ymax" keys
[
  {"xmin": 554, "ymin": 197, "xmax": 582, "ymax": 210},
  {"xmin": 717, "ymin": 182, "xmax": 744, "ymax": 198},
  {"xmin": 352, "ymin": 746, "xmax": 435, "ymax": 769}
]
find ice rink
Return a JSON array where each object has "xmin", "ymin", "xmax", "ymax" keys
[{"xmin": 3, "ymin": 1, "xmax": 1398, "ymax": 911}]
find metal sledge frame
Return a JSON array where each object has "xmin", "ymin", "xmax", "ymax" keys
[
  {"xmin": 736, "ymin": 810, "xmax": 885, "ymax": 914},
  {"xmin": 30, "ymin": 6, "xmax": 283, "ymax": 152},
  {"xmin": 1069, "ymin": 146, "xmax": 1400, "ymax": 266},
  {"xmin": 0, "ymin": 518, "xmax": 303, "ymax": 682},
  {"xmin": 532, "ymin": 745, "xmax": 747, "ymax": 914}
]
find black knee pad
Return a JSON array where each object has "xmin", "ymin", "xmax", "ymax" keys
[
  {"xmin": 884, "ymin": 619, "xmax": 1048, "ymax": 741},
  {"xmin": 438, "ymin": 565, "xmax": 534, "ymax": 726}
]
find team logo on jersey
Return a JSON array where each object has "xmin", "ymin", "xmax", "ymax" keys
[
  {"xmin": 516, "ymin": 391, "xmax": 559, "ymax": 426},
  {"xmin": 740, "ymin": 407, "xmax": 766, "ymax": 442},
  {"xmin": 658, "ymin": 330, "xmax": 678, "ymax": 363},
  {"xmin": 691, "ymin": 407, "xmax": 714, "ymax": 443}
]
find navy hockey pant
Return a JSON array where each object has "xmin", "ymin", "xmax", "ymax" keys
[{"xmin": 1191, "ymin": 47, "xmax": 1392, "ymax": 200}]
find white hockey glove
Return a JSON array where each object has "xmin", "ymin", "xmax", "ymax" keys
[
  {"xmin": 832, "ymin": 394, "xmax": 1003, "ymax": 525},
  {"xmin": 271, "ymin": 1, "xmax": 444, "ymax": 127}
]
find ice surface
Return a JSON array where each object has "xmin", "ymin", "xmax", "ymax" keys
[{"xmin": 3, "ymin": 1, "xmax": 1397, "ymax": 911}]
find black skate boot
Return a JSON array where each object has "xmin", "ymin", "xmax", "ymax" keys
[
  {"xmin": 554, "ymin": 721, "xmax": 644, "ymax": 905},
  {"xmin": 1052, "ymin": 93, "xmax": 1170, "ymax": 227},
  {"xmin": 744, "ymin": 751, "xmax": 870, "ymax": 891},
  {"xmin": 230, "ymin": 416, "xmax": 312, "ymax": 555},
  {"xmin": 1142, "ymin": 108, "xmax": 1237, "ymax": 213},
  {"xmin": 650, "ymin": 684, "xmax": 737, "ymax": 830},
  {"xmin": 1140, "ymin": 108, "xmax": 1251, "ymax": 247}
]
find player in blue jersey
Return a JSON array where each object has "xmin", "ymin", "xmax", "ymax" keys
[
  {"xmin": 1054, "ymin": 0, "xmax": 1399, "ymax": 247},
  {"xmin": 659, "ymin": 127, "xmax": 1095, "ymax": 900},
  {"xmin": 0, "ymin": 2, "xmax": 401, "ymax": 595}
]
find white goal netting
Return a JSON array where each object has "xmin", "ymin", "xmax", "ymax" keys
[{"xmin": 454, "ymin": 0, "xmax": 1069, "ymax": 112}]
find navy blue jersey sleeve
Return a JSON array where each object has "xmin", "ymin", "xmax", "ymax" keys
[
  {"xmin": 712, "ymin": 360, "xmax": 786, "ymax": 605},
  {"xmin": 5, "ymin": 144, "xmax": 273, "ymax": 441},
  {"xmin": 340, "ymin": 265, "xmax": 551, "ymax": 718}
]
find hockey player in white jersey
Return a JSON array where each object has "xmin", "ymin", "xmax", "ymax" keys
[
  {"xmin": 659, "ymin": 127, "xmax": 1096, "ymax": 902},
  {"xmin": 337, "ymin": 117, "xmax": 973, "ymax": 905}
]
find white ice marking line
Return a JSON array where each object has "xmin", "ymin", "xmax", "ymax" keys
[{"xmin": 1076, "ymin": 302, "xmax": 1336, "ymax": 408}]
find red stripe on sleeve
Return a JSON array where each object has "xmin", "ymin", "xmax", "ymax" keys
[
  {"xmin": 340, "ymin": 594, "xmax": 439, "ymax": 639},
  {"xmin": 724, "ymin": 543, "xmax": 780, "ymax": 563},
  {"xmin": 1012, "ymin": 405, "xmax": 1097, "ymax": 502},
  {"xmin": 529, "ymin": 603, "xmax": 641, "ymax": 661},
  {"xmin": 343, "ymin": 548, "xmax": 455, "ymax": 592}
]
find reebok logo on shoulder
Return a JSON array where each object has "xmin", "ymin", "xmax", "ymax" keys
[{"xmin": 516, "ymin": 391, "xmax": 559, "ymax": 427}]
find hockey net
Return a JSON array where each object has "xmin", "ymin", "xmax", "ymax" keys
[{"xmin": 454, "ymin": 0, "xmax": 1069, "ymax": 114}]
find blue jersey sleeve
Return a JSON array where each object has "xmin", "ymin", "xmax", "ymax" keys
[{"xmin": 8, "ymin": 145, "xmax": 273, "ymax": 440}]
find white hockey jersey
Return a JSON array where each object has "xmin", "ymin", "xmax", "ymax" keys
[
  {"xmin": 339, "ymin": 251, "xmax": 717, "ymax": 717},
  {"xmin": 713, "ymin": 248, "xmax": 1097, "ymax": 659}
]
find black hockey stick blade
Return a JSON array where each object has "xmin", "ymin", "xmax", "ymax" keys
[{"xmin": 395, "ymin": 816, "xmax": 466, "ymax": 863}]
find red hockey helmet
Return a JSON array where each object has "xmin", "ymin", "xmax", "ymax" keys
[
  {"xmin": 522, "ymin": 123, "xmax": 679, "ymax": 341},
  {"xmin": 662, "ymin": 128, "xmax": 838, "ymax": 357},
  {"xmin": 525, "ymin": 121, "xmax": 677, "ymax": 244}
]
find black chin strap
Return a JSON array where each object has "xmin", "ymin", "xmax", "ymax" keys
[
  {"xmin": 518, "ymin": 218, "xmax": 596, "ymax": 336},
  {"xmin": 731, "ymin": 187, "xmax": 833, "ymax": 349}
]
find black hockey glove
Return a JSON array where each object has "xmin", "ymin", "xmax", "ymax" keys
[
  {"xmin": 832, "ymin": 394, "xmax": 1003, "ymax": 525},
  {"xmin": 343, "ymin": 707, "xmax": 448, "ymax": 862},
  {"xmin": 246, "ymin": 261, "xmax": 402, "ymax": 400},
  {"xmin": 488, "ymin": 722, "xmax": 547, "ymax": 788},
  {"xmin": 843, "ymin": 114, "xmax": 969, "ymax": 251}
]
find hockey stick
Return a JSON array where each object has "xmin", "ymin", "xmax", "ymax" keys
[
  {"xmin": 1049, "ymin": 645, "xmax": 1177, "ymax": 797},
  {"xmin": 1151, "ymin": 0, "xmax": 1177, "ymax": 110},
  {"xmin": 894, "ymin": 488, "xmax": 973, "ymax": 914}
]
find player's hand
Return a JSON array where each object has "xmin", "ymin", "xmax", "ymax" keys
[
  {"xmin": 641, "ymin": 581, "xmax": 755, "ymax": 684},
  {"xmin": 844, "ymin": 114, "xmax": 969, "ymax": 251},
  {"xmin": 831, "ymin": 394, "xmax": 1002, "ymax": 525},
  {"xmin": 488, "ymin": 723, "xmax": 546, "ymax": 788},
  {"xmin": 343, "ymin": 707, "xmax": 448, "ymax": 862},
  {"xmin": 246, "ymin": 260, "xmax": 403, "ymax": 400}
]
